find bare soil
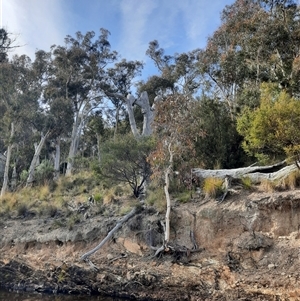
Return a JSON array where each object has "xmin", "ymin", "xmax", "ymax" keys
[{"xmin": 1, "ymin": 188, "xmax": 300, "ymax": 300}]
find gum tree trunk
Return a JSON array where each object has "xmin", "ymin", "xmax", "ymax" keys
[
  {"xmin": 1, "ymin": 122, "xmax": 14, "ymax": 197},
  {"xmin": 164, "ymin": 142, "xmax": 173, "ymax": 244},
  {"xmin": 26, "ymin": 130, "xmax": 50, "ymax": 186},
  {"xmin": 66, "ymin": 112, "xmax": 87, "ymax": 176}
]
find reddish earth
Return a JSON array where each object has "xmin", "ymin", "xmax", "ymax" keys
[{"xmin": 1, "ymin": 188, "xmax": 300, "ymax": 300}]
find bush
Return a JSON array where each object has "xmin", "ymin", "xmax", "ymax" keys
[
  {"xmin": 241, "ymin": 177, "xmax": 253, "ymax": 190},
  {"xmin": 202, "ymin": 177, "xmax": 224, "ymax": 198},
  {"xmin": 35, "ymin": 160, "xmax": 54, "ymax": 185},
  {"xmin": 94, "ymin": 193, "xmax": 103, "ymax": 204},
  {"xmin": 17, "ymin": 203, "xmax": 28, "ymax": 217},
  {"xmin": 20, "ymin": 170, "xmax": 29, "ymax": 183}
]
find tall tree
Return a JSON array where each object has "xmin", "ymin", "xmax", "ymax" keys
[
  {"xmin": 193, "ymin": 96, "xmax": 247, "ymax": 169},
  {"xmin": 199, "ymin": 0, "xmax": 300, "ymax": 113},
  {"xmin": 0, "ymin": 55, "xmax": 41, "ymax": 195},
  {"xmin": 46, "ymin": 29, "xmax": 118, "ymax": 176},
  {"xmin": 0, "ymin": 28, "xmax": 18, "ymax": 63},
  {"xmin": 149, "ymin": 94, "xmax": 204, "ymax": 245}
]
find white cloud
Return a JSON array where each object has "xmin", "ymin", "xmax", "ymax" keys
[
  {"xmin": 117, "ymin": 0, "xmax": 233, "ymax": 65},
  {"xmin": 118, "ymin": 0, "xmax": 158, "ymax": 61},
  {"xmin": 2, "ymin": 0, "xmax": 68, "ymax": 59},
  {"xmin": 178, "ymin": 0, "xmax": 226, "ymax": 49},
  {"xmin": 1, "ymin": 0, "xmax": 234, "ymax": 79}
]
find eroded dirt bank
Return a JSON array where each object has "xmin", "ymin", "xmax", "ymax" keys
[{"xmin": 1, "ymin": 190, "xmax": 300, "ymax": 300}]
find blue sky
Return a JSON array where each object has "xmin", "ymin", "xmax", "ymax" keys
[{"xmin": 2, "ymin": 0, "xmax": 235, "ymax": 79}]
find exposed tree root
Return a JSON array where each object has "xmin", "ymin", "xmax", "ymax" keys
[{"xmin": 153, "ymin": 242, "xmax": 204, "ymax": 261}]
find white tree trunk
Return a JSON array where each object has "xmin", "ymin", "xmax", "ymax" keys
[
  {"xmin": 33, "ymin": 142, "xmax": 40, "ymax": 168},
  {"xmin": 192, "ymin": 161, "xmax": 298, "ymax": 184},
  {"xmin": 138, "ymin": 92, "xmax": 154, "ymax": 137},
  {"xmin": 126, "ymin": 94, "xmax": 140, "ymax": 139},
  {"xmin": 53, "ymin": 138, "xmax": 61, "ymax": 180},
  {"xmin": 66, "ymin": 111, "xmax": 86, "ymax": 176},
  {"xmin": 164, "ymin": 142, "xmax": 173, "ymax": 244},
  {"xmin": 164, "ymin": 167, "xmax": 171, "ymax": 243},
  {"xmin": 1, "ymin": 122, "xmax": 14, "ymax": 197},
  {"xmin": 26, "ymin": 131, "xmax": 50, "ymax": 186},
  {"xmin": 10, "ymin": 165, "xmax": 17, "ymax": 191}
]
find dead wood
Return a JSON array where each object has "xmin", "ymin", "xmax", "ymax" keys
[
  {"xmin": 81, "ymin": 206, "xmax": 139, "ymax": 261},
  {"xmin": 192, "ymin": 161, "xmax": 299, "ymax": 184}
]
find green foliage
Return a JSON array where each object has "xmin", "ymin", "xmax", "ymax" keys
[
  {"xmin": 176, "ymin": 191, "xmax": 191, "ymax": 203},
  {"xmin": 193, "ymin": 97, "xmax": 247, "ymax": 169},
  {"xmin": 35, "ymin": 160, "xmax": 54, "ymax": 184},
  {"xmin": 39, "ymin": 204, "xmax": 58, "ymax": 217},
  {"xmin": 20, "ymin": 170, "xmax": 29, "ymax": 183},
  {"xmin": 237, "ymin": 83, "xmax": 300, "ymax": 162},
  {"xmin": 67, "ymin": 213, "xmax": 81, "ymax": 230},
  {"xmin": 94, "ymin": 193, "xmax": 103, "ymax": 204},
  {"xmin": 146, "ymin": 187, "xmax": 166, "ymax": 212},
  {"xmin": 94, "ymin": 134, "xmax": 154, "ymax": 198},
  {"xmin": 240, "ymin": 177, "xmax": 253, "ymax": 190}
]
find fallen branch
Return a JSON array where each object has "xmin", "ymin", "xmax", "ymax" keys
[
  {"xmin": 81, "ymin": 206, "xmax": 139, "ymax": 261},
  {"xmin": 192, "ymin": 161, "xmax": 299, "ymax": 184}
]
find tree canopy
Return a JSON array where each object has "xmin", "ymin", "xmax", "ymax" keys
[{"xmin": 1, "ymin": 0, "xmax": 300, "ymax": 195}]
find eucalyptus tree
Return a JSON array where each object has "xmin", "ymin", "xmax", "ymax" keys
[
  {"xmin": 45, "ymin": 29, "xmax": 118, "ymax": 176},
  {"xmin": 0, "ymin": 28, "xmax": 18, "ymax": 63},
  {"xmin": 148, "ymin": 94, "xmax": 204, "ymax": 250},
  {"xmin": 145, "ymin": 40, "xmax": 202, "ymax": 96},
  {"xmin": 103, "ymin": 59, "xmax": 143, "ymax": 139},
  {"xmin": 80, "ymin": 109, "xmax": 107, "ymax": 162},
  {"xmin": 199, "ymin": 0, "xmax": 300, "ymax": 113},
  {"xmin": 0, "ymin": 55, "xmax": 41, "ymax": 195}
]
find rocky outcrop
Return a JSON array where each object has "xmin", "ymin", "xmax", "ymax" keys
[{"xmin": 1, "ymin": 189, "xmax": 300, "ymax": 300}]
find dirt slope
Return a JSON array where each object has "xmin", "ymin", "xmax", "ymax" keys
[{"xmin": 1, "ymin": 189, "xmax": 300, "ymax": 300}]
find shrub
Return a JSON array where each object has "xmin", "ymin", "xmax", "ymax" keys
[
  {"xmin": 42, "ymin": 204, "xmax": 58, "ymax": 217},
  {"xmin": 241, "ymin": 177, "xmax": 253, "ymax": 190},
  {"xmin": 67, "ymin": 213, "xmax": 81, "ymax": 230},
  {"xmin": 94, "ymin": 193, "xmax": 103, "ymax": 204},
  {"xmin": 35, "ymin": 160, "xmax": 54, "ymax": 185},
  {"xmin": 20, "ymin": 170, "xmax": 29, "ymax": 183},
  {"xmin": 176, "ymin": 191, "xmax": 191, "ymax": 203},
  {"xmin": 202, "ymin": 177, "xmax": 224, "ymax": 198},
  {"xmin": 17, "ymin": 203, "xmax": 28, "ymax": 217},
  {"xmin": 146, "ymin": 188, "xmax": 166, "ymax": 212}
]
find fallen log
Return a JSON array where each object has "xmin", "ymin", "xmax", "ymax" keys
[{"xmin": 192, "ymin": 161, "xmax": 299, "ymax": 184}]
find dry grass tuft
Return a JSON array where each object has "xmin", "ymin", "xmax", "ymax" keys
[
  {"xmin": 281, "ymin": 170, "xmax": 300, "ymax": 190},
  {"xmin": 202, "ymin": 177, "xmax": 224, "ymax": 198},
  {"xmin": 146, "ymin": 188, "xmax": 166, "ymax": 213},
  {"xmin": 103, "ymin": 189, "xmax": 116, "ymax": 204},
  {"xmin": 259, "ymin": 179, "xmax": 276, "ymax": 193}
]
